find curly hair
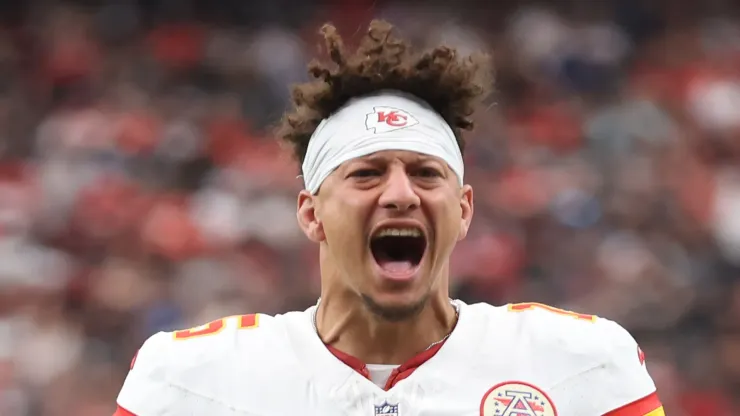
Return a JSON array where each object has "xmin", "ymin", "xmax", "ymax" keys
[{"xmin": 276, "ymin": 20, "xmax": 493, "ymax": 164}]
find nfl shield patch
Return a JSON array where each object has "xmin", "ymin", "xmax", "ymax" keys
[{"xmin": 375, "ymin": 401, "xmax": 399, "ymax": 416}]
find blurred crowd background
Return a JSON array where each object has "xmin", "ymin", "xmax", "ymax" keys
[{"xmin": 0, "ymin": 0, "xmax": 739, "ymax": 414}]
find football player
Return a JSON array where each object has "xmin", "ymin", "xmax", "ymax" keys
[{"xmin": 113, "ymin": 21, "xmax": 664, "ymax": 416}]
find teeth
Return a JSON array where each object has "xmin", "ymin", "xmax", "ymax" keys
[{"xmin": 375, "ymin": 227, "xmax": 422, "ymax": 238}]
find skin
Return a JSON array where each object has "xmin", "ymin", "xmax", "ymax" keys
[{"xmin": 297, "ymin": 149, "xmax": 474, "ymax": 365}]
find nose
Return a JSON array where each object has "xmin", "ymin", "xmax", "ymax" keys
[{"xmin": 378, "ymin": 166, "xmax": 420, "ymax": 212}]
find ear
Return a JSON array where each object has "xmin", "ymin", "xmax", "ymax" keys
[
  {"xmin": 458, "ymin": 184, "xmax": 474, "ymax": 241},
  {"xmin": 297, "ymin": 190, "xmax": 325, "ymax": 243}
]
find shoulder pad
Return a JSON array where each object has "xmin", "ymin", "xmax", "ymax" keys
[
  {"xmin": 503, "ymin": 303, "xmax": 659, "ymax": 414},
  {"xmin": 560, "ymin": 316, "xmax": 660, "ymax": 414},
  {"xmin": 116, "ymin": 314, "xmax": 270, "ymax": 415}
]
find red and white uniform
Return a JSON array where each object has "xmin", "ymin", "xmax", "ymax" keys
[{"xmin": 114, "ymin": 301, "xmax": 664, "ymax": 416}]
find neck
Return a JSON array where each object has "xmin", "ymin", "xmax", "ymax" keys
[{"xmin": 315, "ymin": 287, "xmax": 457, "ymax": 365}]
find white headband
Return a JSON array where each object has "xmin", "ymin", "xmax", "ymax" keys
[{"xmin": 301, "ymin": 91, "xmax": 464, "ymax": 194}]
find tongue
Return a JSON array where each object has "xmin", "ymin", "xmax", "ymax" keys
[{"xmin": 378, "ymin": 259, "xmax": 415, "ymax": 274}]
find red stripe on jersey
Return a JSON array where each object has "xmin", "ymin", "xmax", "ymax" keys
[
  {"xmin": 326, "ymin": 344, "xmax": 370, "ymax": 379},
  {"xmin": 603, "ymin": 391, "xmax": 662, "ymax": 416},
  {"xmin": 383, "ymin": 342, "xmax": 444, "ymax": 390},
  {"xmin": 113, "ymin": 405, "xmax": 137, "ymax": 416},
  {"xmin": 326, "ymin": 341, "xmax": 446, "ymax": 390}
]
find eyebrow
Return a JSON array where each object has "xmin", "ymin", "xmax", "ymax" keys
[{"xmin": 359, "ymin": 154, "xmax": 438, "ymax": 164}]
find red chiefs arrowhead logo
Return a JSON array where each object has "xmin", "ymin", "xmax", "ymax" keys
[{"xmin": 365, "ymin": 106, "xmax": 419, "ymax": 133}]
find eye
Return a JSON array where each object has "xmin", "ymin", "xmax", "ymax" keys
[
  {"xmin": 415, "ymin": 167, "xmax": 443, "ymax": 178},
  {"xmin": 348, "ymin": 168, "xmax": 382, "ymax": 178}
]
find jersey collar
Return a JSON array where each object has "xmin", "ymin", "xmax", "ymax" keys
[{"xmin": 286, "ymin": 300, "xmax": 484, "ymax": 395}]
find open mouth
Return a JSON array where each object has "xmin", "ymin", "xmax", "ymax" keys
[{"xmin": 370, "ymin": 227, "xmax": 427, "ymax": 276}]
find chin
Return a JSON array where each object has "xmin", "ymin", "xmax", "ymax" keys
[{"xmin": 360, "ymin": 292, "xmax": 429, "ymax": 322}]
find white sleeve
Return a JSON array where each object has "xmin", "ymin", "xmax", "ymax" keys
[
  {"xmin": 551, "ymin": 318, "xmax": 663, "ymax": 415},
  {"xmin": 115, "ymin": 332, "xmax": 195, "ymax": 416}
]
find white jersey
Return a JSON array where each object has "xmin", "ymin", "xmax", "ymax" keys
[{"xmin": 114, "ymin": 301, "xmax": 664, "ymax": 416}]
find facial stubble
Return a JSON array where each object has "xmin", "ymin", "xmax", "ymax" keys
[{"xmin": 360, "ymin": 292, "xmax": 430, "ymax": 322}]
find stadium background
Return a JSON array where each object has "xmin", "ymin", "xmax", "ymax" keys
[{"xmin": 0, "ymin": 0, "xmax": 739, "ymax": 414}]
